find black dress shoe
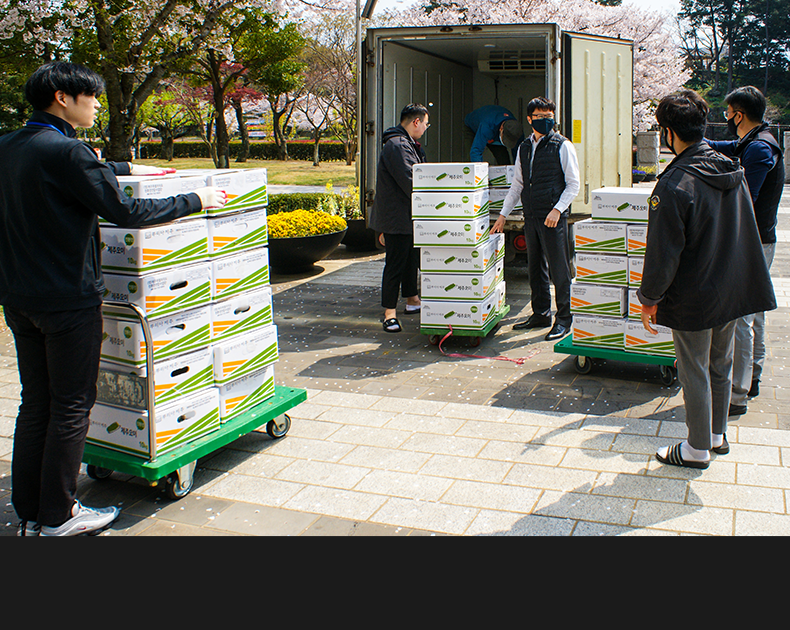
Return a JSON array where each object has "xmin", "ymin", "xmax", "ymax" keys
[
  {"xmin": 729, "ymin": 403, "xmax": 747, "ymax": 416},
  {"xmin": 545, "ymin": 323, "xmax": 570, "ymax": 342},
  {"xmin": 513, "ymin": 314, "xmax": 552, "ymax": 330},
  {"xmin": 748, "ymin": 378, "xmax": 760, "ymax": 398}
]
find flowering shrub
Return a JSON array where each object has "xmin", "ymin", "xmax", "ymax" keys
[
  {"xmin": 268, "ymin": 209, "xmax": 347, "ymax": 239},
  {"xmin": 317, "ymin": 182, "xmax": 362, "ymax": 220}
]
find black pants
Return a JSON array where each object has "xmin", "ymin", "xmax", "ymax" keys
[
  {"xmin": 524, "ymin": 215, "xmax": 572, "ymax": 325},
  {"xmin": 381, "ymin": 233, "xmax": 420, "ymax": 310},
  {"xmin": 4, "ymin": 305, "xmax": 103, "ymax": 527}
]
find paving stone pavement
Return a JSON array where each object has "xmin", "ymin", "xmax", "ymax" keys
[{"xmin": 3, "ymin": 186, "xmax": 790, "ymax": 536}]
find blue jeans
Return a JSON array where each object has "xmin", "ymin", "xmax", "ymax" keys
[{"xmin": 5, "ymin": 305, "xmax": 103, "ymax": 527}]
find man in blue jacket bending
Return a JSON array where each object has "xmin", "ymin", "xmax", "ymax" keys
[
  {"xmin": 0, "ymin": 62, "xmax": 226, "ymax": 536},
  {"xmin": 464, "ymin": 105, "xmax": 524, "ymax": 164}
]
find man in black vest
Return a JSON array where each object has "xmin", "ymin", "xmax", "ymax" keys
[
  {"xmin": 708, "ymin": 86, "xmax": 784, "ymax": 413},
  {"xmin": 492, "ymin": 97, "xmax": 580, "ymax": 341}
]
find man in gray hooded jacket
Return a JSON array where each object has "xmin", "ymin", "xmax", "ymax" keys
[{"xmin": 637, "ymin": 90, "xmax": 776, "ymax": 469}]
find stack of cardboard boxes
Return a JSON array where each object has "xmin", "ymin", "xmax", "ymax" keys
[
  {"xmin": 571, "ymin": 187, "xmax": 675, "ymax": 357},
  {"xmin": 89, "ymin": 168, "xmax": 278, "ymax": 458},
  {"xmin": 411, "ymin": 163, "xmax": 506, "ymax": 331},
  {"xmin": 487, "ymin": 165, "xmax": 522, "ymax": 219}
]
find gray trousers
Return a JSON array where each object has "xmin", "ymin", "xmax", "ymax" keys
[
  {"xmin": 672, "ymin": 320, "xmax": 736, "ymax": 451},
  {"xmin": 731, "ymin": 242, "xmax": 776, "ymax": 404}
]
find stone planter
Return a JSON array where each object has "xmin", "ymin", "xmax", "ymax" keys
[
  {"xmin": 341, "ymin": 218, "xmax": 378, "ymax": 251},
  {"xmin": 268, "ymin": 229, "xmax": 348, "ymax": 273}
]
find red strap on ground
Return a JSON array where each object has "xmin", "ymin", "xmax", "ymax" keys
[{"xmin": 437, "ymin": 326, "xmax": 540, "ymax": 365}]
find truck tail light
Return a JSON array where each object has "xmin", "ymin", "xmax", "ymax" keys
[{"xmin": 513, "ymin": 234, "xmax": 527, "ymax": 252}]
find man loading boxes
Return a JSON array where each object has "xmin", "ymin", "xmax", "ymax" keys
[
  {"xmin": 0, "ymin": 61, "xmax": 227, "ymax": 536},
  {"xmin": 491, "ymin": 96, "xmax": 580, "ymax": 342}
]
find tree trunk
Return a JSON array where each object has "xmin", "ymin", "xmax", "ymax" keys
[
  {"xmin": 272, "ymin": 107, "xmax": 289, "ymax": 160},
  {"xmin": 208, "ymin": 51, "xmax": 230, "ymax": 169},
  {"xmin": 234, "ymin": 100, "xmax": 249, "ymax": 163},
  {"xmin": 159, "ymin": 133, "xmax": 174, "ymax": 160},
  {"xmin": 313, "ymin": 133, "xmax": 321, "ymax": 166}
]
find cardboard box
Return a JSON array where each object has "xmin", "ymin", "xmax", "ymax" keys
[
  {"xmin": 421, "ymin": 259, "xmax": 504, "ymax": 301},
  {"xmin": 106, "ymin": 174, "xmax": 207, "ymax": 224},
  {"xmin": 411, "ymin": 189, "xmax": 489, "ymax": 220},
  {"xmin": 413, "ymin": 216, "xmax": 490, "ymax": 247},
  {"xmin": 87, "ymin": 388, "xmax": 220, "ymax": 458},
  {"xmin": 102, "ymin": 263, "xmax": 211, "ymax": 319},
  {"xmin": 412, "ymin": 162, "xmax": 489, "ymax": 191},
  {"xmin": 575, "ymin": 253, "xmax": 628, "ymax": 286},
  {"xmin": 591, "ymin": 187, "xmax": 651, "ymax": 223},
  {"xmin": 216, "ymin": 365, "xmax": 276, "ymax": 421},
  {"xmin": 624, "ymin": 320, "xmax": 675, "ymax": 357},
  {"xmin": 211, "ymin": 247, "xmax": 270, "ymax": 302},
  {"xmin": 205, "ymin": 168, "xmax": 268, "ymax": 214},
  {"xmin": 97, "ymin": 347, "xmax": 214, "ymax": 410},
  {"xmin": 628, "ymin": 256, "xmax": 644, "ymax": 286},
  {"xmin": 420, "ymin": 290, "xmax": 501, "ymax": 330},
  {"xmin": 627, "ymin": 288, "xmax": 642, "ymax": 320},
  {"xmin": 211, "ymin": 287, "xmax": 273, "ymax": 342},
  {"xmin": 101, "ymin": 306, "xmax": 211, "ymax": 367},
  {"xmin": 572, "ymin": 315, "xmax": 626, "ymax": 349},
  {"xmin": 487, "ymin": 186, "xmax": 522, "ymax": 214},
  {"xmin": 488, "ymin": 165, "xmax": 516, "ymax": 187},
  {"xmin": 213, "ymin": 324, "xmax": 279, "ymax": 384},
  {"xmin": 573, "ymin": 219, "xmax": 627, "ymax": 255},
  {"xmin": 626, "ymin": 225, "xmax": 648, "ymax": 256},
  {"xmin": 100, "ymin": 219, "xmax": 209, "ymax": 274},
  {"xmin": 571, "ymin": 283, "xmax": 626, "ymax": 317},
  {"xmin": 207, "ymin": 208, "xmax": 268, "ymax": 257},
  {"xmin": 419, "ymin": 233, "xmax": 503, "ymax": 273}
]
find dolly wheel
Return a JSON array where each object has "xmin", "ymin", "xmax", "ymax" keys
[
  {"xmin": 574, "ymin": 355, "xmax": 593, "ymax": 374},
  {"xmin": 266, "ymin": 414, "xmax": 291, "ymax": 439},
  {"xmin": 659, "ymin": 365, "xmax": 676, "ymax": 386},
  {"xmin": 428, "ymin": 335, "xmax": 441, "ymax": 346},
  {"xmin": 469, "ymin": 336, "xmax": 482, "ymax": 348},
  {"xmin": 86, "ymin": 465, "xmax": 112, "ymax": 480}
]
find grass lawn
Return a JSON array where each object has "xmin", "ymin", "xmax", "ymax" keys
[{"xmin": 135, "ymin": 157, "xmax": 357, "ymax": 187}]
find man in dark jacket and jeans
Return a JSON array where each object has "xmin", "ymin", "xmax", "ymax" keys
[
  {"xmin": 707, "ymin": 86, "xmax": 784, "ymax": 411},
  {"xmin": 0, "ymin": 61, "xmax": 226, "ymax": 535},
  {"xmin": 638, "ymin": 90, "xmax": 776, "ymax": 469},
  {"xmin": 368, "ymin": 103, "xmax": 428, "ymax": 333}
]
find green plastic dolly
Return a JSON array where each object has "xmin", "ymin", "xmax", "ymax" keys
[
  {"xmin": 553, "ymin": 335, "xmax": 678, "ymax": 386},
  {"xmin": 83, "ymin": 302, "xmax": 306, "ymax": 499},
  {"xmin": 421, "ymin": 304, "xmax": 510, "ymax": 348}
]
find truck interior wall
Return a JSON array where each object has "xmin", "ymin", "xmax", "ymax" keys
[{"xmin": 380, "ymin": 42, "xmax": 473, "ymax": 163}]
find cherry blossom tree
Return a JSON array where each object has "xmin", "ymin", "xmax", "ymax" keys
[{"xmin": 0, "ymin": 0, "xmax": 286, "ymax": 160}]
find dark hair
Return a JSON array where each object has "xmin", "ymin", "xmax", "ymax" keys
[
  {"xmin": 655, "ymin": 90, "xmax": 709, "ymax": 143},
  {"xmin": 725, "ymin": 86, "xmax": 766, "ymax": 123},
  {"xmin": 526, "ymin": 96, "xmax": 555, "ymax": 117},
  {"xmin": 400, "ymin": 103, "xmax": 429, "ymax": 124},
  {"xmin": 24, "ymin": 61, "xmax": 105, "ymax": 110}
]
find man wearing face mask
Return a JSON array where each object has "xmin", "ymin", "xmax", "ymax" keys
[
  {"xmin": 637, "ymin": 90, "xmax": 775, "ymax": 469},
  {"xmin": 491, "ymin": 96, "xmax": 580, "ymax": 342},
  {"xmin": 706, "ymin": 86, "xmax": 784, "ymax": 413}
]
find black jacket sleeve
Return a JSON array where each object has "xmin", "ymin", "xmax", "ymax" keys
[{"xmin": 65, "ymin": 143, "xmax": 201, "ymax": 228}]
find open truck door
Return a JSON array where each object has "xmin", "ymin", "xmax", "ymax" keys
[{"xmin": 561, "ymin": 31, "xmax": 633, "ymax": 217}]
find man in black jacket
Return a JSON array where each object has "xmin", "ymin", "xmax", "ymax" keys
[
  {"xmin": 708, "ymin": 86, "xmax": 784, "ymax": 410},
  {"xmin": 638, "ymin": 90, "xmax": 776, "ymax": 469},
  {"xmin": 367, "ymin": 103, "xmax": 428, "ymax": 333},
  {"xmin": 0, "ymin": 62, "xmax": 226, "ymax": 536}
]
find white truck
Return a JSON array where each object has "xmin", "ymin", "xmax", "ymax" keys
[{"xmin": 361, "ymin": 22, "xmax": 634, "ymax": 263}]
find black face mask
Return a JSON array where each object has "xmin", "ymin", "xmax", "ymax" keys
[
  {"xmin": 660, "ymin": 128, "xmax": 676, "ymax": 156},
  {"xmin": 727, "ymin": 113, "xmax": 741, "ymax": 138}
]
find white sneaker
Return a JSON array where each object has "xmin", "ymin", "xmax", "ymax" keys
[
  {"xmin": 39, "ymin": 501, "xmax": 120, "ymax": 537},
  {"xmin": 17, "ymin": 521, "xmax": 40, "ymax": 536}
]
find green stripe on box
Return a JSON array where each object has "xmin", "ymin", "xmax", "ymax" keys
[
  {"xmin": 159, "ymin": 408, "xmax": 221, "ymax": 454},
  {"xmin": 571, "ymin": 301, "xmax": 624, "ymax": 316},
  {"xmin": 156, "ymin": 367, "xmax": 214, "ymax": 406},
  {"xmin": 575, "ymin": 237, "xmax": 627, "ymax": 253},
  {"xmin": 222, "ymin": 378, "xmax": 276, "ymax": 421},
  {"xmin": 153, "ymin": 324, "xmax": 212, "ymax": 363},
  {"xmin": 576, "ymin": 270, "xmax": 628, "ymax": 285},
  {"xmin": 214, "ymin": 307, "xmax": 273, "ymax": 342},
  {"xmin": 573, "ymin": 333, "xmax": 624, "ymax": 349},
  {"xmin": 149, "ymin": 283, "xmax": 211, "ymax": 317},
  {"xmin": 212, "ymin": 225, "xmax": 268, "ymax": 257},
  {"xmin": 218, "ymin": 344, "xmax": 278, "ymax": 383},
  {"xmin": 625, "ymin": 341, "xmax": 675, "ymax": 356},
  {"xmin": 214, "ymin": 267, "xmax": 270, "ymax": 300}
]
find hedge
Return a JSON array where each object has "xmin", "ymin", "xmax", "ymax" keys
[
  {"xmin": 136, "ymin": 140, "xmax": 349, "ymax": 162},
  {"xmin": 267, "ymin": 193, "xmax": 326, "ymax": 215}
]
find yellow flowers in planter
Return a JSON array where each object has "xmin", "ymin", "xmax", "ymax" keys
[{"xmin": 268, "ymin": 209, "xmax": 347, "ymax": 239}]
